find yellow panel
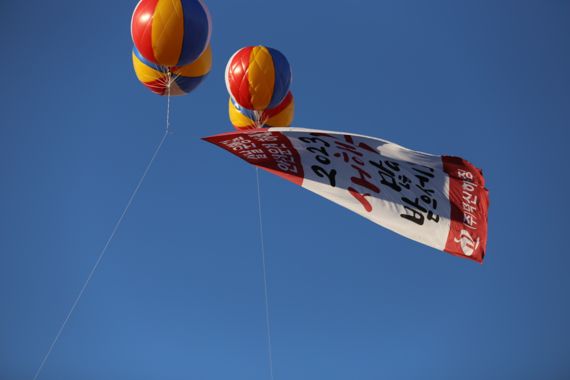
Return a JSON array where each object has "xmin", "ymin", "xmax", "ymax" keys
[
  {"xmin": 248, "ymin": 46, "xmax": 275, "ymax": 110},
  {"xmin": 152, "ymin": 0, "xmax": 184, "ymax": 67},
  {"xmin": 228, "ymin": 98, "xmax": 255, "ymax": 129},
  {"xmin": 132, "ymin": 52, "xmax": 166, "ymax": 83},
  {"xmin": 175, "ymin": 45, "xmax": 212, "ymax": 77}
]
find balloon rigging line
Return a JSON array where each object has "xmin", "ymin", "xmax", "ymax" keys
[
  {"xmin": 32, "ymin": 91, "xmax": 172, "ymax": 380},
  {"xmin": 166, "ymin": 81, "xmax": 172, "ymax": 132},
  {"xmin": 256, "ymin": 167, "xmax": 275, "ymax": 380}
]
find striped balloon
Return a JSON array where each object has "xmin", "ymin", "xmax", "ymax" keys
[
  {"xmin": 229, "ymin": 92, "xmax": 294, "ymax": 130},
  {"xmin": 225, "ymin": 46, "xmax": 292, "ymax": 111},
  {"xmin": 131, "ymin": 0, "xmax": 211, "ymax": 67},
  {"xmin": 132, "ymin": 45, "xmax": 212, "ymax": 96}
]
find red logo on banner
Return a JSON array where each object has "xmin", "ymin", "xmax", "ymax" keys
[{"xmin": 443, "ymin": 156, "xmax": 489, "ymax": 262}]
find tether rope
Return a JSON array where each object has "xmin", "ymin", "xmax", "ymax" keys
[
  {"xmin": 255, "ymin": 167, "xmax": 275, "ymax": 380},
  {"xmin": 32, "ymin": 88, "xmax": 172, "ymax": 380}
]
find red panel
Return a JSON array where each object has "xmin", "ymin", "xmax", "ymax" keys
[
  {"xmin": 443, "ymin": 156, "xmax": 489, "ymax": 263},
  {"xmin": 227, "ymin": 47, "xmax": 254, "ymax": 110},
  {"xmin": 263, "ymin": 91, "xmax": 292, "ymax": 119},
  {"xmin": 132, "ymin": 0, "xmax": 159, "ymax": 64},
  {"xmin": 143, "ymin": 78, "xmax": 167, "ymax": 95}
]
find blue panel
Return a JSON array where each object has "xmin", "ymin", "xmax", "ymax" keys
[
  {"xmin": 175, "ymin": 74, "xmax": 207, "ymax": 94},
  {"xmin": 267, "ymin": 47, "xmax": 291, "ymax": 109},
  {"xmin": 178, "ymin": 0, "xmax": 211, "ymax": 66}
]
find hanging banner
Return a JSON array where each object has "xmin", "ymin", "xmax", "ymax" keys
[{"xmin": 203, "ymin": 128, "xmax": 489, "ymax": 263}]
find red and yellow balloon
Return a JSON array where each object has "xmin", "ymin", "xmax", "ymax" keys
[
  {"xmin": 225, "ymin": 46, "xmax": 292, "ymax": 111},
  {"xmin": 131, "ymin": 0, "xmax": 212, "ymax": 67},
  {"xmin": 131, "ymin": 0, "xmax": 212, "ymax": 96}
]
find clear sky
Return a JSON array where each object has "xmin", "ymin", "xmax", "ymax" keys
[{"xmin": 1, "ymin": 0, "xmax": 569, "ymax": 379}]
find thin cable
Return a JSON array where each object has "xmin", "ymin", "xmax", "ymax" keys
[
  {"xmin": 166, "ymin": 77, "xmax": 172, "ymax": 133},
  {"xmin": 255, "ymin": 167, "xmax": 275, "ymax": 380},
  {"xmin": 32, "ymin": 91, "xmax": 172, "ymax": 380}
]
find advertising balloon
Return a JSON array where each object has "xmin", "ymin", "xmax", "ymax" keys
[
  {"xmin": 131, "ymin": 0, "xmax": 212, "ymax": 67},
  {"xmin": 225, "ymin": 46, "xmax": 291, "ymax": 111}
]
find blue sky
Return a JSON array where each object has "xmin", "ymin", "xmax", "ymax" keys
[{"xmin": 1, "ymin": 0, "xmax": 569, "ymax": 379}]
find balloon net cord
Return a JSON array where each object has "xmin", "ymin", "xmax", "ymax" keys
[
  {"xmin": 254, "ymin": 110, "xmax": 266, "ymax": 129},
  {"xmin": 32, "ymin": 92, "xmax": 172, "ymax": 380},
  {"xmin": 256, "ymin": 167, "xmax": 275, "ymax": 380}
]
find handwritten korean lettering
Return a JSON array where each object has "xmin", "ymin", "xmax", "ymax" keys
[{"xmin": 298, "ymin": 133, "xmax": 442, "ymax": 226}]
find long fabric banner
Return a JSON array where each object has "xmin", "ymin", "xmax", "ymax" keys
[{"xmin": 204, "ymin": 128, "xmax": 489, "ymax": 262}]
